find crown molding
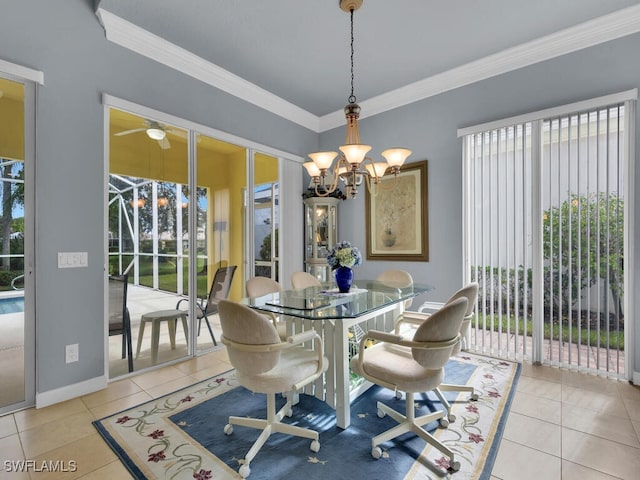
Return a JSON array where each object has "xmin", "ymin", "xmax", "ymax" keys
[
  {"xmin": 96, "ymin": 8, "xmax": 320, "ymax": 132},
  {"xmin": 319, "ymin": 3, "xmax": 640, "ymax": 132},
  {"xmin": 97, "ymin": 4, "xmax": 640, "ymax": 134}
]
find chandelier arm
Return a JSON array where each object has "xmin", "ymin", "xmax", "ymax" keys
[
  {"xmin": 314, "ymin": 183, "xmax": 330, "ymax": 197},
  {"xmin": 363, "ymin": 174, "xmax": 377, "ymax": 197},
  {"xmin": 325, "ymin": 156, "xmax": 345, "ymax": 193},
  {"xmin": 374, "ymin": 172, "xmax": 400, "ymax": 192},
  {"xmin": 363, "ymin": 156, "xmax": 383, "ymax": 182}
]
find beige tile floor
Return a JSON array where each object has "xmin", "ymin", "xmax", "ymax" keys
[{"xmin": 0, "ymin": 348, "xmax": 639, "ymax": 479}]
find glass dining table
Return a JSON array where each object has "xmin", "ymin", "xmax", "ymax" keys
[{"xmin": 243, "ymin": 279, "xmax": 434, "ymax": 429}]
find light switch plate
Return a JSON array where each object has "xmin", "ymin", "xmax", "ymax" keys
[{"xmin": 58, "ymin": 252, "xmax": 88, "ymax": 268}]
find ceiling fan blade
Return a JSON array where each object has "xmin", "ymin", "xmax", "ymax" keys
[
  {"xmin": 166, "ymin": 128, "xmax": 187, "ymax": 139},
  {"xmin": 114, "ymin": 127, "xmax": 146, "ymax": 136},
  {"xmin": 158, "ymin": 137, "xmax": 171, "ymax": 149}
]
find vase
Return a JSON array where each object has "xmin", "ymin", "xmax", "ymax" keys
[
  {"xmin": 382, "ymin": 228, "xmax": 396, "ymax": 247},
  {"xmin": 334, "ymin": 266, "xmax": 354, "ymax": 293}
]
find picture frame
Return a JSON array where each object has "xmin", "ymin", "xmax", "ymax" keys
[{"xmin": 365, "ymin": 160, "xmax": 428, "ymax": 261}]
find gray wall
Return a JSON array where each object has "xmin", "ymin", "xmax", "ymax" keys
[
  {"xmin": 320, "ymin": 32, "xmax": 640, "ymax": 375},
  {"xmin": 1, "ymin": 0, "xmax": 638, "ymax": 399},
  {"xmin": 0, "ymin": 0, "xmax": 317, "ymax": 395}
]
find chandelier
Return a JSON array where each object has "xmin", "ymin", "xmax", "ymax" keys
[{"xmin": 304, "ymin": 0, "xmax": 411, "ymax": 199}]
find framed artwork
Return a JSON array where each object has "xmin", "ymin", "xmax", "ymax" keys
[{"xmin": 365, "ymin": 160, "xmax": 428, "ymax": 261}]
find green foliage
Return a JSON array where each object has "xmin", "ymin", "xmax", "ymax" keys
[
  {"xmin": 0, "ymin": 270, "xmax": 22, "ymax": 287},
  {"xmin": 542, "ymin": 192, "xmax": 623, "ymax": 315},
  {"xmin": 259, "ymin": 229, "xmax": 278, "ymax": 261},
  {"xmin": 12, "ymin": 217, "xmax": 24, "ymax": 233},
  {"xmin": 472, "ymin": 313, "xmax": 624, "ymax": 351},
  {"xmin": 472, "ymin": 192, "xmax": 625, "ymax": 343}
]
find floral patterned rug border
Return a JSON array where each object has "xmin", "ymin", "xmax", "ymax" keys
[{"xmin": 94, "ymin": 353, "xmax": 520, "ymax": 479}]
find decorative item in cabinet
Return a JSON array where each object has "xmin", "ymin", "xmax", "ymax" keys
[{"xmin": 303, "ymin": 196, "xmax": 339, "ymax": 283}]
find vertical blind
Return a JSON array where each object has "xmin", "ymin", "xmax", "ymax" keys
[{"xmin": 462, "ymin": 94, "xmax": 633, "ymax": 378}]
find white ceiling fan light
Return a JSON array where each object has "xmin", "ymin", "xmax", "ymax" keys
[
  {"xmin": 115, "ymin": 119, "xmax": 170, "ymax": 147},
  {"xmin": 145, "ymin": 125, "xmax": 166, "ymax": 140}
]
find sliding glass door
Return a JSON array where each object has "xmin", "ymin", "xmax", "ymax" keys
[
  {"xmin": 107, "ymin": 102, "xmax": 284, "ymax": 377},
  {"xmin": 462, "ymin": 93, "xmax": 634, "ymax": 378},
  {"xmin": 194, "ymin": 134, "xmax": 247, "ymax": 353},
  {"xmin": 253, "ymin": 153, "xmax": 279, "ymax": 281},
  {"xmin": 108, "ymin": 108, "xmax": 191, "ymax": 376},
  {"xmin": 0, "ymin": 75, "xmax": 35, "ymax": 414}
]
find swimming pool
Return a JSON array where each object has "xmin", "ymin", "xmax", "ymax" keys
[{"xmin": 0, "ymin": 296, "xmax": 24, "ymax": 314}]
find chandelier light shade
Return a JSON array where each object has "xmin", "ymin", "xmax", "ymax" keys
[{"xmin": 305, "ymin": 0, "xmax": 411, "ymax": 199}]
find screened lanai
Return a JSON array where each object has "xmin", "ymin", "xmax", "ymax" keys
[{"xmin": 107, "ymin": 105, "xmax": 280, "ymax": 378}]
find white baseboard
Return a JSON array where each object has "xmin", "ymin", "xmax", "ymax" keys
[
  {"xmin": 633, "ymin": 370, "xmax": 640, "ymax": 386},
  {"xmin": 35, "ymin": 375, "xmax": 107, "ymax": 409}
]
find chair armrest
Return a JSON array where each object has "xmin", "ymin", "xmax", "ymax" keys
[
  {"xmin": 394, "ymin": 310, "xmax": 431, "ymax": 334},
  {"xmin": 221, "ymin": 332, "xmax": 326, "ymax": 391},
  {"xmin": 354, "ymin": 330, "xmax": 401, "ymax": 370},
  {"xmin": 220, "ymin": 336, "xmax": 289, "ymax": 352},
  {"xmin": 354, "ymin": 329, "xmax": 461, "ymax": 370},
  {"xmin": 176, "ymin": 297, "xmax": 206, "ymax": 316},
  {"xmin": 265, "ymin": 311, "xmax": 280, "ymax": 328},
  {"xmin": 289, "ymin": 330, "xmax": 325, "ymax": 390},
  {"xmin": 416, "ymin": 300, "xmax": 445, "ymax": 313},
  {"xmin": 287, "ymin": 330, "xmax": 318, "ymax": 344}
]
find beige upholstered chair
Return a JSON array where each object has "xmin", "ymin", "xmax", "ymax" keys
[
  {"xmin": 245, "ymin": 276, "xmax": 287, "ymax": 340},
  {"xmin": 290, "ymin": 271, "xmax": 321, "ymax": 290},
  {"xmin": 350, "ymin": 297, "xmax": 468, "ymax": 471},
  {"xmin": 397, "ymin": 282, "xmax": 480, "ymax": 424},
  {"xmin": 376, "ymin": 269, "xmax": 414, "ymax": 310},
  {"xmin": 218, "ymin": 300, "xmax": 327, "ymax": 479}
]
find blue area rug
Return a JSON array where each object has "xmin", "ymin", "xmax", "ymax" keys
[{"xmin": 94, "ymin": 353, "xmax": 520, "ymax": 479}]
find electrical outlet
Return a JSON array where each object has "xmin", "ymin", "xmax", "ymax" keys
[{"xmin": 65, "ymin": 344, "xmax": 79, "ymax": 363}]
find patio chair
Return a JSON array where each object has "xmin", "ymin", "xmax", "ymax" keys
[
  {"xmin": 176, "ymin": 265, "xmax": 237, "ymax": 346},
  {"xmin": 108, "ymin": 274, "xmax": 134, "ymax": 373}
]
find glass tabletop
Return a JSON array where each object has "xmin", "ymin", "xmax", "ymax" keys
[{"xmin": 242, "ymin": 280, "xmax": 434, "ymax": 320}]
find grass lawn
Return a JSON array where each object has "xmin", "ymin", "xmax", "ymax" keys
[{"xmin": 474, "ymin": 314, "xmax": 625, "ymax": 350}]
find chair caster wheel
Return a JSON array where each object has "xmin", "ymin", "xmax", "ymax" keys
[
  {"xmin": 224, "ymin": 424, "xmax": 233, "ymax": 435},
  {"xmin": 448, "ymin": 413, "xmax": 456, "ymax": 423},
  {"xmin": 377, "ymin": 408, "xmax": 385, "ymax": 418},
  {"xmin": 395, "ymin": 391, "xmax": 403, "ymax": 400},
  {"xmin": 449, "ymin": 460, "xmax": 461, "ymax": 472},
  {"xmin": 470, "ymin": 393, "xmax": 479, "ymax": 401},
  {"xmin": 239, "ymin": 464, "xmax": 251, "ymax": 478},
  {"xmin": 310, "ymin": 440, "xmax": 320, "ymax": 452},
  {"xmin": 439, "ymin": 417, "xmax": 449, "ymax": 428},
  {"xmin": 371, "ymin": 446, "xmax": 382, "ymax": 459}
]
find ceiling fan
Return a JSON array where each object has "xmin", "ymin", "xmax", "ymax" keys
[{"xmin": 114, "ymin": 119, "xmax": 181, "ymax": 149}]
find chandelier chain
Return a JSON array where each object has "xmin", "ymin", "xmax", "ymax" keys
[
  {"xmin": 348, "ymin": 8, "xmax": 356, "ymax": 104},
  {"xmin": 303, "ymin": 1, "xmax": 411, "ymax": 200}
]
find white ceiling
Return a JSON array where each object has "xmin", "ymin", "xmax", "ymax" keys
[{"xmin": 96, "ymin": 0, "xmax": 640, "ymax": 131}]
